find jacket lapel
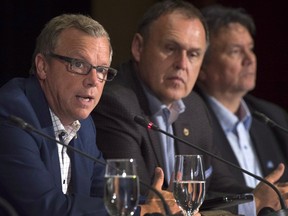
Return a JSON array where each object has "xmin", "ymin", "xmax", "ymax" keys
[
  {"xmin": 124, "ymin": 63, "xmax": 166, "ymax": 171},
  {"xmin": 25, "ymin": 76, "xmax": 62, "ymax": 188}
]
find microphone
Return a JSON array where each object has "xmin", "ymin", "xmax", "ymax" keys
[
  {"xmin": 252, "ymin": 110, "xmax": 288, "ymax": 134},
  {"xmin": 0, "ymin": 197, "xmax": 19, "ymax": 216},
  {"xmin": 9, "ymin": 115, "xmax": 108, "ymax": 167},
  {"xmin": 134, "ymin": 115, "xmax": 288, "ymax": 216},
  {"xmin": 7, "ymin": 115, "xmax": 172, "ymax": 216}
]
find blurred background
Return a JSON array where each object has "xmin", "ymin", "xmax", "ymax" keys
[{"xmin": 1, "ymin": 0, "xmax": 287, "ymax": 110}]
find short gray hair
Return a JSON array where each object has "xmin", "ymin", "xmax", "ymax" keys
[{"xmin": 30, "ymin": 13, "xmax": 112, "ymax": 74}]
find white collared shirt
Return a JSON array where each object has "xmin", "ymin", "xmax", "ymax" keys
[{"xmin": 50, "ymin": 110, "xmax": 80, "ymax": 194}]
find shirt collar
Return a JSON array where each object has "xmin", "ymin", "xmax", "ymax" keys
[
  {"xmin": 141, "ymin": 82, "xmax": 185, "ymax": 124},
  {"xmin": 50, "ymin": 109, "xmax": 81, "ymax": 141},
  {"xmin": 207, "ymin": 96, "xmax": 252, "ymax": 132}
]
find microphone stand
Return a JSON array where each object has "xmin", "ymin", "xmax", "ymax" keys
[
  {"xmin": 253, "ymin": 111, "xmax": 288, "ymax": 134},
  {"xmin": 8, "ymin": 115, "xmax": 172, "ymax": 216},
  {"xmin": 0, "ymin": 197, "xmax": 19, "ymax": 216},
  {"xmin": 134, "ymin": 115, "xmax": 288, "ymax": 216}
]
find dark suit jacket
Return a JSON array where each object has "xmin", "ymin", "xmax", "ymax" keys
[
  {"xmin": 92, "ymin": 60, "xmax": 251, "ymax": 196},
  {"xmin": 195, "ymin": 85, "xmax": 288, "ymax": 185},
  {"xmin": 0, "ymin": 76, "xmax": 108, "ymax": 216}
]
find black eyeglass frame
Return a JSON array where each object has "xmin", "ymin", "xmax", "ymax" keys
[{"xmin": 47, "ymin": 53, "xmax": 117, "ymax": 81}]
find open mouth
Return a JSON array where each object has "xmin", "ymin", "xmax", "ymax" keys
[{"xmin": 76, "ymin": 95, "xmax": 94, "ymax": 102}]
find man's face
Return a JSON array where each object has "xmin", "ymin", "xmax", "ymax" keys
[
  {"xmin": 36, "ymin": 28, "xmax": 111, "ymax": 125},
  {"xmin": 133, "ymin": 11, "xmax": 207, "ymax": 106},
  {"xmin": 200, "ymin": 23, "xmax": 257, "ymax": 97}
]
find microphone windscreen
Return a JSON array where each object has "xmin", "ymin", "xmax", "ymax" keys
[
  {"xmin": 134, "ymin": 115, "xmax": 159, "ymax": 130},
  {"xmin": 257, "ymin": 207, "xmax": 275, "ymax": 216}
]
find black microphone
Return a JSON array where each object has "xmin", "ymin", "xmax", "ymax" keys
[
  {"xmin": 252, "ymin": 110, "xmax": 288, "ymax": 134},
  {"xmin": 9, "ymin": 115, "xmax": 108, "ymax": 167},
  {"xmin": 0, "ymin": 197, "xmax": 19, "ymax": 216},
  {"xmin": 134, "ymin": 115, "xmax": 288, "ymax": 216},
  {"xmin": 8, "ymin": 115, "xmax": 172, "ymax": 216}
]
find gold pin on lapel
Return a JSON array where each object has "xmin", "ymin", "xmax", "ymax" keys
[{"xmin": 183, "ymin": 128, "xmax": 189, "ymax": 136}]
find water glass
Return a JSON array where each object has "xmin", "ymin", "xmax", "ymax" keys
[
  {"xmin": 173, "ymin": 155, "xmax": 206, "ymax": 216},
  {"xmin": 104, "ymin": 158, "xmax": 139, "ymax": 216}
]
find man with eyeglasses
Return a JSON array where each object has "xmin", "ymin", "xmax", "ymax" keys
[
  {"xmin": 47, "ymin": 53, "xmax": 117, "ymax": 82},
  {"xmin": 0, "ymin": 13, "xmax": 183, "ymax": 216}
]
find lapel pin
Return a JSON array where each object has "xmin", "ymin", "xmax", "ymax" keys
[{"xmin": 183, "ymin": 128, "xmax": 189, "ymax": 136}]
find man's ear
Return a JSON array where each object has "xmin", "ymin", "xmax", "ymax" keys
[
  {"xmin": 131, "ymin": 33, "xmax": 144, "ymax": 62},
  {"xmin": 35, "ymin": 54, "xmax": 48, "ymax": 80}
]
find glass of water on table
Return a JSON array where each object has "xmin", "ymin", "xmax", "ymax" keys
[
  {"xmin": 173, "ymin": 155, "xmax": 205, "ymax": 216},
  {"xmin": 104, "ymin": 158, "xmax": 139, "ymax": 216}
]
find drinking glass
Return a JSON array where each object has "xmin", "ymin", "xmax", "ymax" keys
[
  {"xmin": 173, "ymin": 155, "xmax": 206, "ymax": 216},
  {"xmin": 104, "ymin": 158, "xmax": 139, "ymax": 216}
]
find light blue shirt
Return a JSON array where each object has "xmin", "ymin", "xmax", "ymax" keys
[
  {"xmin": 206, "ymin": 96, "xmax": 263, "ymax": 188},
  {"xmin": 206, "ymin": 96, "xmax": 260, "ymax": 216},
  {"xmin": 142, "ymin": 84, "xmax": 185, "ymax": 184}
]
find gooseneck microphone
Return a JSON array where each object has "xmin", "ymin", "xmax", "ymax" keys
[
  {"xmin": 9, "ymin": 115, "xmax": 107, "ymax": 166},
  {"xmin": 134, "ymin": 115, "xmax": 288, "ymax": 216},
  {"xmin": 8, "ymin": 115, "xmax": 172, "ymax": 216},
  {"xmin": 252, "ymin": 111, "xmax": 288, "ymax": 134},
  {"xmin": 0, "ymin": 197, "xmax": 18, "ymax": 216}
]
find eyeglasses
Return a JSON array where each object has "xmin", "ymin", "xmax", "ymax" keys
[{"xmin": 48, "ymin": 53, "xmax": 117, "ymax": 81}]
